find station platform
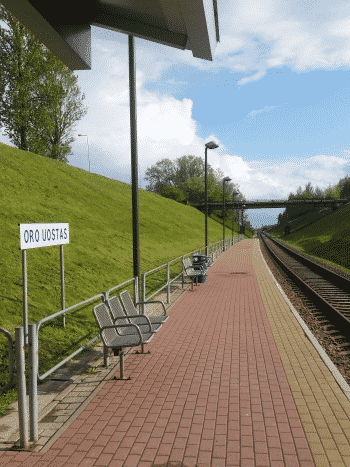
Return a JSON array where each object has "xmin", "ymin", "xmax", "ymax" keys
[{"xmin": 1, "ymin": 238, "xmax": 350, "ymax": 467}]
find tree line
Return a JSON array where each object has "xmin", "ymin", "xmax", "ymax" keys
[
  {"xmin": 144, "ymin": 155, "xmax": 249, "ymax": 226},
  {"xmin": 277, "ymin": 176, "xmax": 350, "ymax": 226},
  {"xmin": 0, "ymin": 4, "xmax": 88, "ymax": 162}
]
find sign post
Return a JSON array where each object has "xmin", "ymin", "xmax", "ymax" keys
[
  {"xmin": 19, "ymin": 223, "xmax": 70, "ymax": 344},
  {"xmin": 60, "ymin": 245, "xmax": 66, "ymax": 326}
]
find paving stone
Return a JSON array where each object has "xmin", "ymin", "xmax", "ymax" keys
[{"xmin": 1, "ymin": 240, "xmax": 350, "ymax": 466}]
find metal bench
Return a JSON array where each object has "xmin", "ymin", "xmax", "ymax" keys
[
  {"xmin": 106, "ymin": 295, "xmax": 162, "ymax": 334},
  {"xmin": 182, "ymin": 257, "xmax": 206, "ymax": 290},
  {"xmin": 93, "ymin": 302, "xmax": 153, "ymax": 380},
  {"xmin": 120, "ymin": 290, "xmax": 169, "ymax": 324}
]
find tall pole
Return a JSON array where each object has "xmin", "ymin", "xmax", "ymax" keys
[
  {"xmin": 232, "ymin": 192, "xmax": 235, "ymax": 237},
  {"xmin": 87, "ymin": 137, "xmax": 90, "ymax": 173},
  {"xmin": 222, "ymin": 177, "xmax": 231, "ymax": 250},
  {"xmin": 205, "ymin": 146, "xmax": 208, "ymax": 257},
  {"xmin": 223, "ymin": 181, "xmax": 226, "ymax": 250},
  {"xmin": 204, "ymin": 142, "xmax": 219, "ymax": 256},
  {"xmin": 22, "ymin": 250, "xmax": 28, "ymax": 345},
  {"xmin": 129, "ymin": 35, "xmax": 140, "ymax": 302}
]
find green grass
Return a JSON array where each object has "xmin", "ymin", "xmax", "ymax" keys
[
  {"xmin": 269, "ymin": 202, "xmax": 350, "ymax": 272},
  {"xmin": 0, "ymin": 142, "xmax": 253, "ymax": 415}
]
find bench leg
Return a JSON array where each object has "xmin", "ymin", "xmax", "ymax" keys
[
  {"xmin": 111, "ymin": 350, "xmax": 131, "ymax": 380},
  {"xmin": 135, "ymin": 343, "xmax": 150, "ymax": 354},
  {"xmin": 103, "ymin": 345, "xmax": 109, "ymax": 368},
  {"xmin": 120, "ymin": 351, "xmax": 125, "ymax": 379}
]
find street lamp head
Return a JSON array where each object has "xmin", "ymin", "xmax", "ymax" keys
[
  {"xmin": 223, "ymin": 176, "xmax": 231, "ymax": 183},
  {"xmin": 205, "ymin": 141, "xmax": 219, "ymax": 150},
  {"xmin": 232, "ymin": 189, "xmax": 239, "ymax": 195}
]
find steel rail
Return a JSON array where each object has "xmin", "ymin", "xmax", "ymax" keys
[
  {"xmin": 264, "ymin": 232, "xmax": 350, "ymax": 293},
  {"xmin": 259, "ymin": 232, "xmax": 350, "ymax": 340}
]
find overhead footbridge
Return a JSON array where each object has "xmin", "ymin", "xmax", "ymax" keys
[{"xmin": 190, "ymin": 199, "xmax": 349, "ymax": 210}]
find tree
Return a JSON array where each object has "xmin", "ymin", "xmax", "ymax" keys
[
  {"xmin": 0, "ymin": 5, "xmax": 46, "ymax": 151},
  {"xmin": 28, "ymin": 63, "xmax": 89, "ymax": 162},
  {"xmin": 324, "ymin": 183, "xmax": 340, "ymax": 200},
  {"xmin": 303, "ymin": 182, "xmax": 314, "ymax": 199},
  {"xmin": 174, "ymin": 155, "xmax": 205, "ymax": 187},
  {"xmin": 145, "ymin": 155, "xmax": 225, "ymax": 196},
  {"xmin": 0, "ymin": 4, "xmax": 88, "ymax": 162},
  {"xmin": 295, "ymin": 186, "xmax": 303, "ymax": 198},
  {"xmin": 158, "ymin": 185, "xmax": 185, "ymax": 203},
  {"xmin": 144, "ymin": 154, "xmax": 245, "ymax": 224},
  {"xmin": 180, "ymin": 175, "xmax": 205, "ymax": 204},
  {"xmin": 338, "ymin": 175, "xmax": 350, "ymax": 199},
  {"xmin": 144, "ymin": 158, "xmax": 176, "ymax": 192},
  {"xmin": 314, "ymin": 186, "xmax": 324, "ymax": 199}
]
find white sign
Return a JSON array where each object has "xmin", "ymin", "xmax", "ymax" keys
[{"xmin": 20, "ymin": 223, "xmax": 70, "ymax": 250}]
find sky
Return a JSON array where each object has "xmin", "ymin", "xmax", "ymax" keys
[{"xmin": 2, "ymin": 0, "xmax": 350, "ymax": 229}]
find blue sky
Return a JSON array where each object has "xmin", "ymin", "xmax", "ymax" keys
[{"xmin": 2, "ymin": 0, "xmax": 350, "ymax": 228}]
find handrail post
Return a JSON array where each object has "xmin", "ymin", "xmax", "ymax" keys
[
  {"xmin": 15, "ymin": 327, "xmax": 28, "ymax": 448},
  {"xmin": 181, "ymin": 256, "xmax": 184, "ymax": 288},
  {"xmin": 60, "ymin": 245, "xmax": 66, "ymax": 327},
  {"xmin": 142, "ymin": 273, "xmax": 146, "ymax": 314},
  {"xmin": 167, "ymin": 262, "xmax": 170, "ymax": 304},
  {"xmin": 28, "ymin": 323, "xmax": 38, "ymax": 442}
]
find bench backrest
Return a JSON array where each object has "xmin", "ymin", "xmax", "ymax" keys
[
  {"xmin": 107, "ymin": 296, "xmax": 131, "ymax": 334},
  {"xmin": 183, "ymin": 257, "xmax": 196, "ymax": 274},
  {"xmin": 120, "ymin": 290, "xmax": 139, "ymax": 316},
  {"xmin": 93, "ymin": 302, "xmax": 118, "ymax": 345}
]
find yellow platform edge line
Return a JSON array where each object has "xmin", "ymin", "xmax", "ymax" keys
[{"xmin": 252, "ymin": 238, "xmax": 350, "ymax": 467}]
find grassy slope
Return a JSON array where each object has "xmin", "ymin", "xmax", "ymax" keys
[
  {"xmin": 210, "ymin": 212, "xmax": 254, "ymax": 238},
  {"xmin": 272, "ymin": 206, "xmax": 339, "ymax": 236},
  {"xmin": 269, "ymin": 203, "xmax": 350, "ymax": 272},
  {"xmin": 0, "ymin": 142, "xmax": 251, "ymax": 414}
]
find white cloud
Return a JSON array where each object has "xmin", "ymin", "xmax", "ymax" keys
[
  {"xmin": 193, "ymin": 0, "xmax": 350, "ymax": 83},
  {"xmin": 248, "ymin": 105, "xmax": 278, "ymax": 117},
  {"xmin": 245, "ymin": 153, "xmax": 348, "ymax": 200}
]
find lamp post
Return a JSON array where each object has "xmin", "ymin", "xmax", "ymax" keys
[
  {"xmin": 204, "ymin": 141, "xmax": 219, "ymax": 256},
  {"xmin": 232, "ymin": 189, "xmax": 238, "ymax": 239},
  {"xmin": 222, "ymin": 176, "xmax": 231, "ymax": 251},
  {"xmin": 78, "ymin": 134, "xmax": 90, "ymax": 172}
]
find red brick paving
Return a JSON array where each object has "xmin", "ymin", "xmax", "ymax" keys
[{"xmin": 0, "ymin": 240, "xmax": 316, "ymax": 466}]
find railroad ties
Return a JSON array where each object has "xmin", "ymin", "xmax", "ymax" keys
[{"xmin": 259, "ymin": 231, "xmax": 350, "ymax": 356}]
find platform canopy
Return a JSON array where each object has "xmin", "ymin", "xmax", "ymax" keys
[{"xmin": 1, "ymin": 0, "xmax": 220, "ymax": 71}]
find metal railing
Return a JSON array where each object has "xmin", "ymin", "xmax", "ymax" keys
[
  {"xmin": 15, "ymin": 234, "xmax": 246, "ymax": 447},
  {"xmin": 16, "ymin": 294, "xmax": 103, "ymax": 447},
  {"xmin": 35, "ymin": 293, "xmax": 104, "ymax": 381},
  {"xmin": 141, "ymin": 236, "xmax": 241, "ymax": 311},
  {"xmin": 0, "ymin": 328, "xmax": 14, "ymax": 394}
]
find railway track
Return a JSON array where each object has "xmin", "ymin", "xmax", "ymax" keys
[{"xmin": 259, "ymin": 231, "xmax": 350, "ymax": 358}]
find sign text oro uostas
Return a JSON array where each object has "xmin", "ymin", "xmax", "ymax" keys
[{"xmin": 20, "ymin": 223, "xmax": 69, "ymax": 250}]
